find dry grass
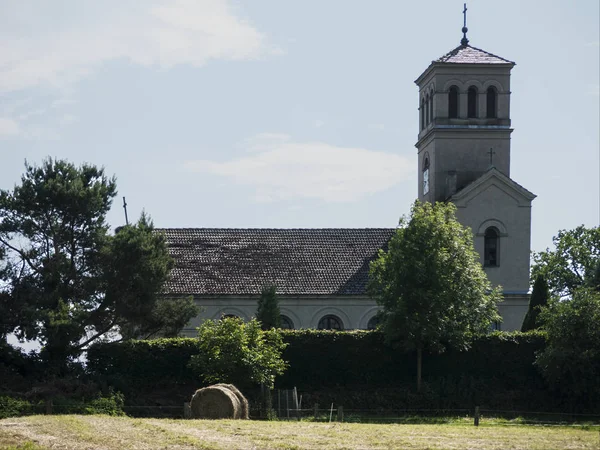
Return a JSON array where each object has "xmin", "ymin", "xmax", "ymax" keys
[{"xmin": 0, "ymin": 415, "xmax": 598, "ymax": 450}]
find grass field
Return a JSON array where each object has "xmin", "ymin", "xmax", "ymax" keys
[{"xmin": 0, "ymin": 415, "xmax": 598, "ymax": 450}]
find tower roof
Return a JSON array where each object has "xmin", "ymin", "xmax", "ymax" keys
[{"xmin": 435, "ymin": 44, "xmax": 515, "ymax": 65}]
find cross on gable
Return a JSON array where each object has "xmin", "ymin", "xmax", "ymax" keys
[{"xmin": 488, "ymin": 148, "xmax": 496, "ymax": 166}]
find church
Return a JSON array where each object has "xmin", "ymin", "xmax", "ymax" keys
[{"xmin": 160, "ymin": 22, "xmax": 535, "ymax": 335}]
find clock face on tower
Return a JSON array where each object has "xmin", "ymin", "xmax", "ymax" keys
[{"xmin": 423, "ymin": 168, "xmax": 430, "ymax": 195}]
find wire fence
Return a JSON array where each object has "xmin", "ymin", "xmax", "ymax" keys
[{"xmin": 3, "ymin": 398, "xmax": 600, "ymax": 427}]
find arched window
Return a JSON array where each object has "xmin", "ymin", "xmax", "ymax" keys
[
  {"xmin": 484, "ymin": 227, "xmax": 499, "ymax": 267},
  {"xmin": 425, "ymin": 94, "xmax": 430, "ymax": 125},
  {"xmin": 467, "ymin": 86, "xmax": 477, "ymax": 118},
  {"xmin": 367, "ymin": 316, "xmax": 380, "ymax": 330},
  {"xmin": 429, "ymin": 93, "xmax": 434, "ymax": 123},
  {"xmin": 486, "ymin": 87, "xmax": 497, "ymax": 118},
  {"xmin": 448, "ymin": 86, "xmax": 459, "ymax": 118},
  {"xmin": 420, "ymin": 98, "xmax": 425, "ymax": 130},
  {"xmin": 280, "ymin": 315, "xmax": 294, "ymax": 329},
  {"xmin": 422, "ymin": 156, "xmax": 430, "ymax": 195},
  {"xmin": 221, "ymin": 314, "xmax": 240, "ymax": 320},
  {"xmin": 318, "ymin": 315, "xmax": 343, "ymax": 330}
]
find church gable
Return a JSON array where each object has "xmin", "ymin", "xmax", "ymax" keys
[{"xmin": 450, "ymin": 168, "xmax": 536, "ymax": 208}]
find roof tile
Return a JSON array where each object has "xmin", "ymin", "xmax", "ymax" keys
[
  {"xmin": 158, "ymin": 228, "xmax": 396, "ymax": 296},
  {"xmin": 435, "ymin": 45, "xmax": 514, "ymax": 65}
]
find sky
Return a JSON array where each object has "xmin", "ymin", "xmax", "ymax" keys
[{"xmin": 0, "ymin": 0, "xmax": 598, "ymax": 256}]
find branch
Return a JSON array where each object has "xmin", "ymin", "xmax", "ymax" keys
[
  {"xmin": 75, "ymin": 319, "xmax": 118, "ymax": 350},
  {"xmin": 0, "ymin": 236, "xmax": 42, "ymax": 276}
]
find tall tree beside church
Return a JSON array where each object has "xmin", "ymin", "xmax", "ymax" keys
[
  {"xmin": 369, "ymin": 201, "xmax": 501, "ymax": 392},
  {"xmin": 521, "ymin": 274, "xmax": 550, "ymax": 332},
  {"xmin": 256, "ymin": 285, "xmax": 281, "ymax": 330},
  {"xmin": 0, "ymin": 158, "xmax": 196, "ymax": 372},
  {"xmin": 531, "ymin": 226, "xmax": 600, "ymax": 299}
]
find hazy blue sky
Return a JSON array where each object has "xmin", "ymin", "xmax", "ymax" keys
[{"xmin": 1, "ymin": 0, "xmax": 598, "ymax": 255}]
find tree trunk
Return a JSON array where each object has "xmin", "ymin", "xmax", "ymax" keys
[{"xmin": 416, "ymin": 347, "xmax": 422, "ymax": 393}]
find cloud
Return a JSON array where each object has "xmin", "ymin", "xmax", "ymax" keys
[
  {"xmin": 0, "ymin": 0, "xmax": 275, "ymax": 94},
  {"xmin": 0, "ymin": 118, "xmax": 21, "ymax": 137},
  {"xmin": 368, "ymin": 123, "xmax": 385, "ymax": 131},
  {"xmin": 186, "ymin": 134, "xmax": 413, "ymax": 202}
]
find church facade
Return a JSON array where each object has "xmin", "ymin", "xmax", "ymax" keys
[{"xmin": 162, "ymin": 29, "xmax": 535, "ymax": 335}]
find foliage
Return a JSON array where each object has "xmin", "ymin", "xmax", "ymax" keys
[
  {"xmin": 0, "ymin": 396, "xmax": 36, "ymax": 419},
  {"xmin": 535, "ymin": 288, "xmax": 600, "ymax": 404},
  {"xmin": 521, "ymin": 274, "xmax": 550, "ymax": 332},
  {"xmin": 368, "ymin": 201, "xmax": 501, "ymax": 389},
  {"xmin": 0, "ymin": 158, "xmax": 195, "ymax": 371},
  {"xmin": 87, "ymin": 337, "xmax": 200, "ymax": 385},
  {"xmin": 0, "ymin": 391, "xmax": 124, "ymax": 418},
  {"xmin": 256, "ymin": 285, "xmax": 281, "ymax": 330},
  {"xmin": 531, "ymin": 226, "xmax": 600, "ymax": 298},
  {"xmin": 188, "ymin": 317, "xmax": 287, "ymax": 389}
]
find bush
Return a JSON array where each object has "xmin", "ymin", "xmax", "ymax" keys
[{"xmin": 0, "ymin": 396, "xmax": 36, "ymax": 419}]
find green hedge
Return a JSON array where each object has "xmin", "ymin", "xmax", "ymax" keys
[{"xmin": 87, "ymin": 330, "xmax": 547, "ymax": 391}]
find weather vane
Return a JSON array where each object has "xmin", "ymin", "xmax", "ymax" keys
[{"xmin": 461, "ymin": 3, "xmax": 469, "ymax": 46}]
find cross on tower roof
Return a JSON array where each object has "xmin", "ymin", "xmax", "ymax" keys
[{"xmin": 461, "ymin": 3, "xmax": 469, "ymax": 46}]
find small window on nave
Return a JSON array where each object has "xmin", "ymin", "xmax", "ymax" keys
[
  {"xmin": 448, "ymin": 86, "xmax": 459, "ymax": 119},
  {"xmin": 484, "ymin": 227, "xmax": 499, "ymax": 267},
  {"xmin": 318, "ymin": 315, "xmax": 343, "ymax": 330},
  {"xmin": 486, "ymin": 86, "xmax": 498, "ymax": 118},
  {"xmin": 280, "ymin": 315, "xmax": 294, "ymax": 329},
  {"xmin": 367, "ymin": 316, "xmax": 380, "ymax": 330},
  {"xmin": 467, "ymin": 86, "xmax": 478, "ymax": 118},
  {"xmin": 221, "ymin": 314, "xmax": 240, "ymax": 320}
]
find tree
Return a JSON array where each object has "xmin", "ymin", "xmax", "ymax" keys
[
  {"xmin": 531, "ymin": 226, "xmax": 600, "ymax": 299},
  {"xmin": 256, "ymin": 285, "xmax": 281, "ymax": 330},
  {"xmin": 535, "ymin": 288, "xmax": 600, "ymax": 405},
  {"xmin": 521, "ymin": 274, "xmax": 550, "ymax": 332},
  {"xmin": 189, "ymin": 317, "xmax": 287, "ymax": 389},
  {"xmin": 0, "ymin": 158, "xmax": 196, "ymax": 372},
  {"xmin": 368, "ymin": 201, "xmax": 501, "ymax": 392}
]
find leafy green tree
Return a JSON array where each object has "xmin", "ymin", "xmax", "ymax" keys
[
  {"xmin": 0, "ymin": 158, "xmax": 196, "ymax": 371},
  {"xmin": 256, "ymin": 285, "xmax": 281, "ymax": 330},
  {"xmin": 189, "ymin": 317, "xmax": 287, "ymax": 389},
  {"xmin": 535, "ymin": 288, "xmax": 600, "ymax": 405},
  {"xmin": 369, "ymin": 201, "xmax": 501, "ymax": 391},
  {"xmin": 521, "ymin": 274, "xmax": 550, "ymax": 332},
  {"xmin": 531, "ymin": 226, "xmax": 600, "ymax": 299}
]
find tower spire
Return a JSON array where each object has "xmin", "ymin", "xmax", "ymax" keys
[{"xmin": 461, "ymin": 3, "xmax": 469, "ymax": 46}]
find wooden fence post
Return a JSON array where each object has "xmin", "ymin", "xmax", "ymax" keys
[
  {"xmin": 313, "ymin": 403, "xmax": 319, "ymax": 421},
  {"xmin": 337, "ymin": 406, "xmax": 344, "ymax": 422},
  {"xmin": 45, "ymin": 399, "xmax": 53, "ymax": 415},
  {"xmin": 183, "ymin": 402, "xmax": 191, "ymax": 419},
  {"xmin": 474, "ymin": 406, "xmax": 480, "ymax": 427}
]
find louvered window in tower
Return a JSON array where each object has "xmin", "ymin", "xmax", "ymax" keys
[{"xmin": 448, "ymin": 86, "xmax": 459, "ymax": 118}]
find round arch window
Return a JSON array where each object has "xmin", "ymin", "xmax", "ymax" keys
[
  {"xmin": 318, "ymin": 315, "xmax": 343, "ymax": 330},
  {"xmin": 221, "ymin": 314, "xmax": 240, "ymax": 320},
  {"xmin": 280, "ymin": 315, "xmax": 294, "ymax": 329},
  {"xmin": 367, "ymin": 316, "xmax": 380, "ymax": 330}
]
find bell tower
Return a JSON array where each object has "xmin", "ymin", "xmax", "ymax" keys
[
  {"xmin": 414, "ymin": 5, "xmax": 536, "ymax": 331},
  {"xmin": 415, "ymin": 5, "xmax": 515, "ymax": 202}
]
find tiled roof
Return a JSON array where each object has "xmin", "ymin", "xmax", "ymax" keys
[
  {"xmin": 158, "ymin": 228, "xmax": 396, "ymax": 296},
  {"xmin": 435, "ymin": 44, "xmax": 514, "ymax": 65}
]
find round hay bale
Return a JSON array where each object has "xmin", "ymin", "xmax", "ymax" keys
[
  {"xmin": 213, "ymin": 384, "xmax": 249, "ymax": 419},
  {"xmin": 190, "ymin": 385, "xmax": 241, "ymax": 419}
]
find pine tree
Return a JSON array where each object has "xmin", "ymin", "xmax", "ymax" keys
[
  {"xmin": 256, "ymin": 285, "xmax": 281, "ymax": 330},
  {"xmin": 521, "ymin": 274, "xmax": 550, "ymax": 332}
]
